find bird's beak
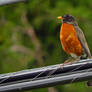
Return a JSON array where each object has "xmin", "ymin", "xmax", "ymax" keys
[
  {"xmin": 57, "ymin": 16, "xmax": 62, "ymax": 20},
  {"xmin": 57, "ymin": 16, "xmax": 62, "ymax": 23}
]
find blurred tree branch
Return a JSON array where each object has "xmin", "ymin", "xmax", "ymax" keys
[{"xmin": 21, "ymin": 11, "xmax": 45, "ymax": 66}]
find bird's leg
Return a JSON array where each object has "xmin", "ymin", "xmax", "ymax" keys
[
  {"xmin": 61, "ymin": 58, "xmax": 74, "ymax": 68},
  {"xmin": 70, "ymin": 56, "xmax": 81, "ymax": 64},
  {"xmin": 61, "ymin": 56, "xmax": 81, "ymax": 68}
]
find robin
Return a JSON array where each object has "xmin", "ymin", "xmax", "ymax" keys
[{"xmin": 57, "ymin": 14, "xmax": 92, "ymax": 86}]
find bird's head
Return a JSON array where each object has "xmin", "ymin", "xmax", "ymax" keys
[{"xmin": 57, "ymin": 14, "xmax": 77, "ymax": 25}]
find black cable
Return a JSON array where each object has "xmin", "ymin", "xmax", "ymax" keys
[
  {"xmin": 0, "ymin": 68, "xmax": 92, "ymax": 92},
  {"xmin": 0, "ymin": 59, "xmax": 92, "ymax": 84},
  {"xmin": 0, "ymin": 59, "xmax": 92, "ymax": 92}
]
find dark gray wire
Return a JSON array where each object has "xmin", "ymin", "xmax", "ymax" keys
[
  {"xmin": 0, "ymin": 59, "xmax": 92, "ymax": 84},
  {"xmin": 0, "ymin": 0, "xmax": 26, "ymax": 6},
  {"xmin": 0, "ymin": 68, "xmax": 92, "ymax": 92}
]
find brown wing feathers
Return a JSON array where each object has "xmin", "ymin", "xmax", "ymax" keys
[{"xmin": 74, "ymin": 26, "xmax": 91, "ymax": 58}]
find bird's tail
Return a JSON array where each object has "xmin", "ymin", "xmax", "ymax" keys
[{"xmin": 87, "ymin": 81, "xmax": 92, "ymax": 86}]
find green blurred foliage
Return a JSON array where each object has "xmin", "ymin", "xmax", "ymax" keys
[{"xmin": 0, "ymin": 0, "xmax": 92, "ymax": 92}]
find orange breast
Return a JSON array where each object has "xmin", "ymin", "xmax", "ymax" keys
[{"xmin": 60, "ymin": 23, "xmax": 82, "ymax": 56}]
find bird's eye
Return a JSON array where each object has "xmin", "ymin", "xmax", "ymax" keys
[{"xmin": 68, "ymin": 18, "xmax": 72, "ymax": 21}]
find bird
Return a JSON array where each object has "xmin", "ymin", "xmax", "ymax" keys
[{"xmin": 57, "ymin": 14, "xmax": 92, "ymax": 86}]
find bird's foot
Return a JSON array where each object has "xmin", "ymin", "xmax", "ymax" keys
[{"xmin": 61, "ymin": 57, "xmax": 80, "ymax": 68}]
